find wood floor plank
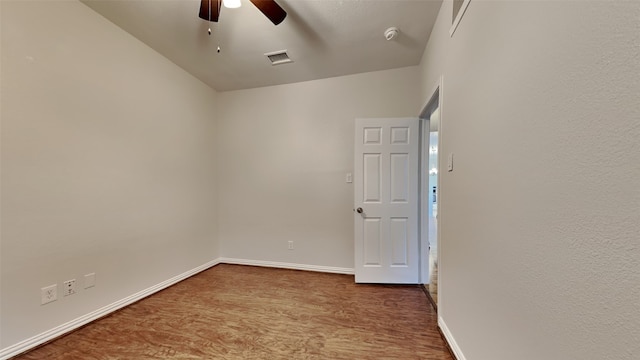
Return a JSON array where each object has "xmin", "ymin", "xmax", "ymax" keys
[{"xmin": 12, "ymin": 264, "xmax": 453, "ymax": 359}]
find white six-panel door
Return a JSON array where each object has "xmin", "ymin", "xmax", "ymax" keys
[{"xmin": 354, "ymin": 118, "xmax": 419, "ymax": 283}]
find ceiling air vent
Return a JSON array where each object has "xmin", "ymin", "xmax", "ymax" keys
[{"xmin": 265, "ymin": 50, "xmax": 293, "ymax": 65}]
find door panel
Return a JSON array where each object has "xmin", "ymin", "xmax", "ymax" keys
[
  {"xmin": 390, "ymin": 217, "xmax": 409, "ymax": 266},
  {"xmin": 391, "ymin": 127, "xmax": 410, "ymax": 144},
  {"xmin": 363, "ymin": 154, "xmax": 382, "ymax": 203},
  {"xmin": 364, "ymin": 127, "xmax": 382, "ymax": 144},
  {"xmin": 363, "ymin": 218, "xmax": 382, "ymax": 266},
  {"xmin": 354, "ymin": 118, "xmax": 419, "ymax": 283},
  {"xmin": 390, "ymin": 154, "xmax": 409, "ymax": 203}
]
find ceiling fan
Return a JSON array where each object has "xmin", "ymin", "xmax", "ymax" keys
[{"xmin": 199, "ymin": 0, "xmax": 287, "ymax": 26}]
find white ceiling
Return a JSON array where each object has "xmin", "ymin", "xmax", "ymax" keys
[{"xmin": 81, "ymin": 0, "xmax": 442, "ymax": 91}]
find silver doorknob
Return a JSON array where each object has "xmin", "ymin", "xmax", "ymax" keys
[{"xmin": 356, "ymin": 207, "xmax": 363, "ymax": 213}]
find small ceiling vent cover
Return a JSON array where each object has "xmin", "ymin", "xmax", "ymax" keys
[{"xmin": 265, "ymin": 50, "xmax": 293, "ymax": 65}]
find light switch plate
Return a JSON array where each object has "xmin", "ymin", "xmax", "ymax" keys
[
  {"xmin": 346, "ymin": 173, "xmax": 353, "ymax": 183},
  {"xmin": 448, "ymin": 153, "xmax": 454, "ymax": 172}
]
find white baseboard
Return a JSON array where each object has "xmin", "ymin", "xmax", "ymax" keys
[
  {"xmin": 439, "ymin": 316, "xmax": 466, "ymax": 360},
  {"xmin": 0, "ymin": 258, "xmax": 221, "ymax": 360},
  {"xmin": 219, "ymin": 257, "xmax": 355, "ymax": 275}
]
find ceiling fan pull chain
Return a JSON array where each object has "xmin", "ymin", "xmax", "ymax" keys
[
  {"xmin": 215, "ymin": 0, "xmax": 221, "ymax": 53},
  {"xmin": 207, "ymin": 0, "xmax": 212, "ymax": 35}
]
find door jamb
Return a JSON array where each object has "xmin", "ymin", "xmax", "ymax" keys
[{"xmin": 418, "ymin": 76, "xmax": 444, "ymax": 292}]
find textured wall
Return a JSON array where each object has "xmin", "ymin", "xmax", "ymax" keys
[
  {"xmin": 418, "ymin": 1, "xmax": 640, "ymax": 359},
  {"xmin": 1, "ymin": 0, "xmax": 219, "ymax": 348},
  {"xmin": 217, "ymin": 67, "xmax": 421, "ymax": 269}
]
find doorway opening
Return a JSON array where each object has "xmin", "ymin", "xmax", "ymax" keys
[{"xmin": 419, "ymin": 78, "xmax": 442, "ymax": 308}]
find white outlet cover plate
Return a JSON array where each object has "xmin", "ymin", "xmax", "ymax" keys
[
  {"xmin": 41, "ymin": 284, "xmax": 57, "ymax": 305},
  {"xmin": 63, "ymin": 279, "xmax": 76, "ymax": 296}
]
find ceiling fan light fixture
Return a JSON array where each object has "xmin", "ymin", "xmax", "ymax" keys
[
  {"xmin": 223, "ymin": 0, "xmax": 241, "ymax": 9},
  {"xmin": 199, "ymin": 0, "xmax": 286, "ymax": 25}
]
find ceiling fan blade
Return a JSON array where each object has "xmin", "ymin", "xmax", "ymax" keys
[
  {"xmin": 249, "ymin": 0, "xmax": 287, "ymax": 25},
  {"xmin": 199, "ymin": 0, "xmax": 221, "ymax": 22}
]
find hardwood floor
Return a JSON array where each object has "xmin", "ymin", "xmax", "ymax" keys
[{"xmin": 13, "ymin": 264, "xmax": 453, "ymax": 360}]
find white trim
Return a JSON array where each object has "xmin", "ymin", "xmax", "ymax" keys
[
  {"xmin": 219, "ymin": 257, "xmax": 355, "ymax": 275},
  {"xmin": 436, "ymin": 76, "xmax": 444, "ymax": 316},
  {"xmin": 449, "ymin": 0, "xmax": 471, "ymax": 37},
  {"xmin": 0, "ymin": 258, "xmax": 221, "ymax": 360},
  {"xmin": 419, "ymin": 119, "xmax": 428, "ymax": 284},
  {"xmin": 419, "ymin": 79, "xmax": 442, "ymax": 120},
  {"xmin": 439, "ymin": 316, "xmax": 466, "ymax": 360}
]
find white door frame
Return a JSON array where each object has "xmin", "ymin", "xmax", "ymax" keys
[{"xmin": 418, "ymin": 76, "xmax": 443, "ymax": 289}]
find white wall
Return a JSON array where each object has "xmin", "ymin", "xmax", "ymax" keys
[
  {"xmin": 419, "ymin": 1, "xmax": 640, "ymax": 359},
  {"xmin": 217, "ymin": 67, "xmax": 421, "ymax": 269},
  {"xmin": 1, "ymin": 0, "xmax": 219, "ymax": 349}
]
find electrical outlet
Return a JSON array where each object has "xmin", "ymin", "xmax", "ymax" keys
[
  {"xmin": 41, "ymin": 284, "xmax": 57, "ymax": 305},
  {"xmin": 288, "ymin": 241, "xmax": 294, "ymax": 250},
  {"xmin": 63, "ymin": 279, "xmax": 76, "ymax": 296},
  {"xmin": 84, "ymin": 273, "xmax": 95, "ymax": 289}
]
